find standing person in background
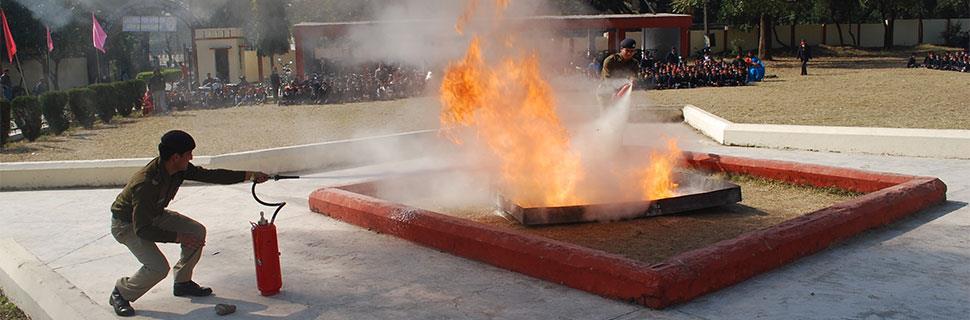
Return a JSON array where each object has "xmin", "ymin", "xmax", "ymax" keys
[
  {"xmin": 665, "ymin": 46, "xmax": 681, "ymax": 65},
  {"xmin": 270, "ymin": 68, "xmax": 281, "ymax": 100},
  {"xmin": 33, "ymin": 78, "xmax": 48, "ymax": 95},
  {"xmin": 797, "ymin": 40, "xmax": 811, "ymax": 76},
  {"xmin": 1, "ymin": 69, "xmax": 12, "ymax": 101},
  {"xmin": 148, "ymin": 69, "xmax": 168, "ymax": 114}
]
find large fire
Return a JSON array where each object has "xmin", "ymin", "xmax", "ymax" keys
[{"xmin": 439, "ymin": 0, "xmax": 681, "ymax": 207}]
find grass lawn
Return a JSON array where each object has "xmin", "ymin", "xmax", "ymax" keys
[
  {"xmin": 0, "ymin": 289, "xmax": 29, "ymax": 320},
  {"xmin": 643, "ymin": 44, "xmax": 969, "ymax": 129}
]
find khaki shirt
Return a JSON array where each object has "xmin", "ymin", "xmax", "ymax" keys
[
  {"xmin": 601, "ymin": 53, "xmax": 639, "ymax": 80},
  {"xmin": 111, "ymin": 157, "xmax": 246, "ymax": 242}
]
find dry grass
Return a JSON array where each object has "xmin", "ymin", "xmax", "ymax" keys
[
  {"xmin": 1, "ymin": 97, "xmax": 441, "ymax": 162},
  {"xmin": 642, "ymin": 44, "xmax": 970, "ymax": 129}
]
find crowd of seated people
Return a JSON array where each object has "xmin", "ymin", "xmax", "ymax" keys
[
  {"xmin": 640, "ymin": 50, "xmax": 754, "ymax": 90},
  {"xmin": 908, "ymin": 51, "xmax": 970, "ymax": 72}
]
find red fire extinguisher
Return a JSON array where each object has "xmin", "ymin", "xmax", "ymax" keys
[{"xmin": 250, "ymin": 175, "xmax": 298, "ymax": 296}]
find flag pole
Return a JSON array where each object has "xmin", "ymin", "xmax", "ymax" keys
[
  {"xmin": 95, "ymin": 50, "xmax": 101, "ymax": 83},
  {"xmin": 14, "ymin": 53, "xmax": 28, "ymax": 95}
]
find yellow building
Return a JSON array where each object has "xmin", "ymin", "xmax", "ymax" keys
[{"xmin": 193, "ymin": 28, "xmax": 293, "ymax": 84}]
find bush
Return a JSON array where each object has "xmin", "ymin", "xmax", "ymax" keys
[
  {"xmin": 38, "ymin": 91, "xmax": 70, "ymax": 135},
  {"xmin": 112, "ymin": 82, "xmax": 134, "ymax": 116},
  {"xmin": 88, "ymin": 83, "xmax": 118, "ymax": 124},
  {"xmin": 1, "ymin": 99, "xmax": 10, "ymax": 146},
  {"xmin": 135, "ymin": 69, "xmax": 182, "ymax": 83},
  {"xmin": 125, "ymin": 79, "xmax": 146, "ymax": 111},
  {"xmin": 68, "ymin": 88, "xmax": 96, "ymax": 129},
  {"xmin": 11, "ymin": 96, "xmax": 42, "ymax": 142}
]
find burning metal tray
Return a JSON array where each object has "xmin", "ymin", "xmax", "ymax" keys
[{"xmin": 497, "ymin": 172, "xmax": 742, "ymax": 226}]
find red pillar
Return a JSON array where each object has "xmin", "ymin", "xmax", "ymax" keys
[
  {"xmin": 617, "ymin": 29, "xmax": 626, "ymax": 44},
  {"xmin": 680, "ymin": 27, "xmax": 689, "ymax": 57}
]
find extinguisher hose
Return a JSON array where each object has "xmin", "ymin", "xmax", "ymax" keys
[{"xmin": 252, "ymin": 181, "xmax": 285, "ymax": 224}]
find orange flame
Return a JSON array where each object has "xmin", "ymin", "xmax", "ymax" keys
[
  {"xmin": 441, "ymin": 0, "xmax": 682, "ymax": 208},
  {"xmin": 640, "ymin": 138, "xmax": 682, "ymax": 200},
  {"xmin": 440, "ymin": 38, "xmax": 584, "ymax": 207}
]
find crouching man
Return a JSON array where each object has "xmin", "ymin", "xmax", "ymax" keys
[{"xmin": 108, "ymin": 130, "xmax": 269, "ymax": 316}]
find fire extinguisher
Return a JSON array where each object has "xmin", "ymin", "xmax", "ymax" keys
[{"xmin": 250, "ymin": 175, "xmax": 298, "ymax": 296}]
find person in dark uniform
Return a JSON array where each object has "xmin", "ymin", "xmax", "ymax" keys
[
  {"xmin": 907, "ymin": 53, "xmax": 919, "ymax": 68},
  {"xmin": 797, "ymin": 39, "xmax": 811, "ymax": 76},
  {"xmin": 665, "ymin": 46, "xmax": 681, "ymax": 65},
  {"xmin": 0, "ymin": 69, "xmax": 11, "ymax": 101},
  {"xmin": 108, "ymin": 130, "xmax": 269, "ymax": 317},
  {"xmin": 269, "ymin": 68, "xmax": 281, "ymax": 99},
  {"xmin": 601, "ymin": 38, "xmax": 640, "ymax": 80}
]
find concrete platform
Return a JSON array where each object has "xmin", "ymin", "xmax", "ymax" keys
[
  {"xmin": 1, "ymin": 123, "xmax": 969, "ymax": 319},
  {"xmin": 683, "ymin": 105, "xmax": 970, "ymax": 159}
]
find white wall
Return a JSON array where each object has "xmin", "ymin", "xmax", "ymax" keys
[{"xmin": 894, "ymin": 19, "xmax": 920, "ymax": 46}]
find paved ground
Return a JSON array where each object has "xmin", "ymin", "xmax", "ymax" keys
[{"xmin": 1, "ymin": 123, "xmax": 968, "ymax": 319}]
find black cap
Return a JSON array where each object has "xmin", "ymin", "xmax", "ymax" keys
[
  {"xmin": 159, "ymin": 130, "xmax": 196, "ymax": 156},
  {"xmin": 620, "ymin": 38, "xmax": 636, "ymax": 49}
]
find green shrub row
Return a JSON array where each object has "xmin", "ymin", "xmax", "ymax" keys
[
  {"xmin": 135, "ymin": 69, "xmax": 182, "ymax": 83},
  {"xmin": 1, "ymin": 100, "xmax": 12, "ymax": 145},
  {"xmin": 2, "ymin": 79, "xmax": 145, "ymax": 145}
]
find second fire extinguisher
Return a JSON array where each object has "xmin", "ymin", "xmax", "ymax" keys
[{"xmin": 250, "ymin": 175, "xmax": 299, "ymax": 296}]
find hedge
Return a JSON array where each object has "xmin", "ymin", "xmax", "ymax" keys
[
  {"xmin": 68, "ymin": 88, "xmax": 96, "ymax": 129},
  {"xmin": 1, "ymin": 99, "xmax": 10, "ymax": 146},
  {"xmin": 39, "ymin": 91, "xmax": 70, "ymax": 135},
  {"xmin": 122, "ymin": 79, "xmax": 145, "ymax": 113},
  {"xmin": 11, "ymin": 96, "xmax": 42, "ymax": 142},
  {"xmin": 135, "ymin": 69, "xmax": 182, "ymax": 83},
  {"xmin": 88, "ymin": 83, "xmax": 118, "ymax": 124}
]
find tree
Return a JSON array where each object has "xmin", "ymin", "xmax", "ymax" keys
[
  {"xmin": 1, "ymin": 0, "xmax": 45, "ymax": 89},
  {"xmin": 672, "ymin": 0, "xmax": 711, "ymax": 48},
  {"xmin": 816, "ymin": 0, "xmax": 864, "ymax": 46},
  {"xmin": 862, "ymin": 0, "xmax": 920, "ymax": 49},
  {"xmin": 250, "ymin": 0, "xmax": 290, "ymax": 68},
  {"xmin": 719, "ymin": 0, "xmax": 788, "ymax": 59}
]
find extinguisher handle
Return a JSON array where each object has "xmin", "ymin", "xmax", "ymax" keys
[{"xmin": 252, "ymin": 181, "xmax": 285, "ymax": 224}]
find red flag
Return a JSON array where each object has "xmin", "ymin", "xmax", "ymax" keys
[
  {"xmin": 92, "ymin": 13, "xmax": 106, "ymax": 53},
  {"xmin": 1, "ymin": 10, "xmax": 16, "ymax": 63},
  {"xmin": 46, "ymin": 25, "xmax": 53, "ymax": 52}
]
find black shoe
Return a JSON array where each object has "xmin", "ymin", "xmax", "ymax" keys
[
  {"xmin": 109, "ymin": 287, "xmax": 135, "ymax": 317},
  {"xmin": 173, "ymin": 281, "xmax": 213, "ymax": 297}
]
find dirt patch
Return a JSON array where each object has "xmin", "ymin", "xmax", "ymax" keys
[{"xmin": 405, "ymin": 173, "xmax": 860, "ymax": 265}]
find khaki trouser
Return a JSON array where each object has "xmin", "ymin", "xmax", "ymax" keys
[{"xmin": 111, "ymin": 210, "xmax": 206, "ymax": 301}]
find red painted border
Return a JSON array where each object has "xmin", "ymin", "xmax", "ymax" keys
[{"xmin": 308, "ymin": 151, "xmax": 946, "ymax": 309}]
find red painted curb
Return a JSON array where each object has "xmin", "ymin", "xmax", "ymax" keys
[{"xmin": 308, "ymin": 152, "xmax": 947, "ymax": 309}]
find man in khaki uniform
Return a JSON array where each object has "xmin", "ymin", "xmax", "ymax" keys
[
  {"xmin": 601, "ymin": 38, "xmax": 640, "ymax": 80},
  {"xmin": 108, "ymin": 130, "xmax": 269, "ymax": 317},
  {"xmin": 597, "ymin": 38, "xmax": 640, "ymax": 110}
]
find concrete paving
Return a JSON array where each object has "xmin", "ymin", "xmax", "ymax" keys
[{"xmin": 1, "ymin": 122, "xmax": 968, "ymax": 319}]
